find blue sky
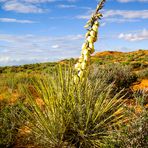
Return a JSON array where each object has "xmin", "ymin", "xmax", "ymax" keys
[{"xmin": 0, "ymin": 0, "xmax": 148, "ymax": 66}]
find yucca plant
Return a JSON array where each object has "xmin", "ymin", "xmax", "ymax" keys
[
  {"xmin": 17, "ymin": 64, "xmax": 128, "ymax": 147},
  {"xmin": 16, "ymin": 0, "xmax": 132, "ymax": 147}
]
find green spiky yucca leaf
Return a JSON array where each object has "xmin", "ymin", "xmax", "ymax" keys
[{"xmin": 18, "ymin": 64, "xmax": 128, "ymax": 147}]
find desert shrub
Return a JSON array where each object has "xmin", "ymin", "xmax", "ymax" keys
[
  {"xmin": 133, "ymin": 90, "xmax": 148, "ymax": 106},
  {"xmin": 137, "ymin": 68, "xmax": 148, "ymax": 79},
  {"xmin": 4, "ymin": 74, "xmax": 19, "ymax": 91},
  {"xmin": 102, "ymin": 93, "xmax": 148, "ymax": 148},
  {"xmin": 0, "ymin": 103, "xmax": 25, "ymax": 147},
  {"xmin": 121, "ymin": 110, "xmax": 148, "ymax": 148},
  {"xmin": 0, "ymin": 69, "xmax": 3, "ymax": 73},
  {"xmin": 92, "ymin": 59, "xmax": 104, "ymax": 65},
  {"xmin": 131, "ymin": 62, "xmax": 142, "ymax": 69},
  {"xmin": 122, "ymin": 61, "xmax": 130, "ymax": 65},
  {"xmin": 3, "ymin": 73, "xmax": 36, "ymax": 91},
  {"xmin": 127, "ymin": 55, "xmax": 134, "ymax": 62},
  {"xmin": 105, "ymin": 111, "xmax": 148, "ymax": 148},
  {"xmin": 90, "ymin": 63, "xmax": 137, "ymax": 91},
  {"xmin": 18, "ymin": 65, "xmax": 128, "ymax": 147}
]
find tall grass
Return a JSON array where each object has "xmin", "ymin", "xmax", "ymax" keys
[{"xmin": 18, "ymin": 65, "xmax": 128, "ymax": 147}]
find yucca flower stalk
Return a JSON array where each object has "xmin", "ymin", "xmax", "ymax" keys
[{"xmin": 74, "ymin": 0, "xmax": 106, "ymax": 84}]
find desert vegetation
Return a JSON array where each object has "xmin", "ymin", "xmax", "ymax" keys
[
  {"xmin": 0, "ymin": 0, "xmax": 148, "ymax": 147},
  {"xmin": 1, "ymin": 58, "xmax": 148, "ymax": 147}
]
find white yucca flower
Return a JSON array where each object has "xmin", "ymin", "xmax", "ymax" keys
[{"xmin": 74, "ymin": 0, "xmax": 106, "ymax": 84}]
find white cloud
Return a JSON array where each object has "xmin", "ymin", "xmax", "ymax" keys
[
  {"xmin": 51, "ymin": 44, "xmax": 60, "ymax": 48},
  {"xmin": 0, "ymin": 33, "xmax": 84, "ymax": 66},
  {"xmin": 57, "ymin": 4, "xmax": 76, "ymax": 8},
  {"xmin": 76, "ymin": 9, "xmax": 148, "ymax": 25},
  {"xmin": 76, "ymin": 15, "xmax": 90, "ymax": 20},
  {"xmin": 104, "ymin": 18, "xmax": 140, "ymax": 23},
  {"xmin": 0, "ymin": 18, "xmax": 35, "ymax": 23},
  {"xmin": 67, "ymin": 0, "xmax": 77, "ymax": 2},
  {"xmin": 0, "ymin": 0, "xmax": 80, "ymax": 13},
  {"xmin": 0, "ymin": 55, "xmax": 47, "ymax": 66},
  {"xmin": 57, "ymin": 4, "xmax": 91, "ymax": 10},
  {"xmin": 0, "ymin": 56, "xmax": 11, "ymax": 63},
  {"xmin": 2, "ymin": 1, "xmax": 44, "ymax": 13},
  {"xmin": 117, "ymin": 0, "xmax": 148, "ymax": 3},
  {"xmin": 23, "ymin": 0, "xmax": 56, "ymax": 3},
  {"xmin": 118, "ymin": 29, "xmax": 148, "ymax": 41},
  {"xmin": 103, "ymin": 10, "xmax": 148, "ymax": 19},
  {"xmin": 0, "ymin": 0, "xmax": 57, "ymax": 3},
  {"xmin": 21, "ymin": 0, "xmax": 76, "ymax": 3}
]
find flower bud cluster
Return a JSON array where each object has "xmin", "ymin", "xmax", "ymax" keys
[{"xmin": 74, "ymin": 20, "xmax": 99, "ymax": 84}]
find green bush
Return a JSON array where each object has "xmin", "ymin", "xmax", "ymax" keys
[
  {"xmin": 0, "ymin": 103, "xmax": 24, "ymax": 147},
  {"xmin": 137, "ymin": 68, "xmax": 148, "ymax": 79},
  {"xmin": 131, "ymin": 62, "xmax": 142, "ymax": 69},
  {"xmin": 121, "ymin": 110, "xmax": 148, "ymax": 148},
  {"xmin": 133, "ymin": 90, "xmax": 148, "ymax": 106},
  {"xmin": 90, "ymin": 63, "xmax": 137, "ymax": 91},
  {"xmin": 102, "ymin": 93, "xmax": 148, "ymax": 148},
  {"xmin": 106, "ymin": 109, "xmax": 148, "ymax": 148}
]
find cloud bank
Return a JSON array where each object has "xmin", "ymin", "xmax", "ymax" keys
[
  {"xmin": 118, "ymin": 29, "xmax": 148, "ymax": 41},
  {"xmin": 0, "ymin": 18, "xmax": 35, "ymax": 23},
  {"xmin": 0, "ymin": 33, "xmax": 83, "ymax": 66}
]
